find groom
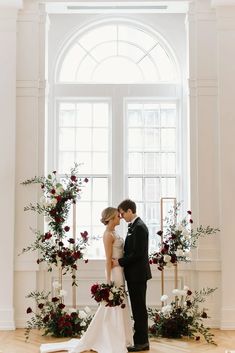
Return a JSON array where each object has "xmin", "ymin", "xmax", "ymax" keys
[{"xmin": 113, "ymin": 199, "xmax": 152, "ymax": 352}]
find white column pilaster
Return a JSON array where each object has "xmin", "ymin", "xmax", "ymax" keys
[
  {"xmin": 14, "ymin": 0, "xmax": 48, "ymax": 328},
  {"xmin": 0, "ymin": 2, "xmax": 22, "ymax": 330},
  {"xmin": 212, "ymin": 3, "xmax": 235, "ymax": 329}
]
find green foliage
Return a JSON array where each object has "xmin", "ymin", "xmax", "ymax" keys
[
  {"xmin": 25, "ymin": 291, "xmax": 93, "ymax": 341},
  {"xmin": 149, "ymin": 203, "xmax": 220, "ymax": 271},
  {"xmin": 20, "ymin": 164, "xmax": 89, "ymax": 285},
  {"xmin": 148, "ymin": 287, "xmax": 217, "ymax": 345}
]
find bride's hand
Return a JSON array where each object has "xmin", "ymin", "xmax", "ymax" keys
[{"xmin": 112, "ymin": 258, "xmax": 119, "ymax": 267}]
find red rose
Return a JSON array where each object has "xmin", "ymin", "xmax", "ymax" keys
[
  {"xmin": 70, "ymin": 175, "xmax": 77, "ymax": 182},
  {"xmin": 64, "ymin": 226, "xmax": 70, "ymax": 232}
]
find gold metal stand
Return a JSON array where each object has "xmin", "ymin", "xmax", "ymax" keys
[
  {"xmin": 160, "ymin": 197, "xmax": 178, "ymax": 298},
  {"xmin": 72, "ymin": 202, "xmax": 77, "ymax": 308}
]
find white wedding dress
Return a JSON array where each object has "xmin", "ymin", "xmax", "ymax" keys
[{"xmin": 40, "ymin": 232, "xmax": 133, "ymax": 353}]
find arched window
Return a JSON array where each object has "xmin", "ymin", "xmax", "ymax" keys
[
  {"xmin": 56, "ymin": 21, "xmax": 179, "ymax": 83},
  {"xmin": 49, "ymin": 18, "xmax": 184, "ymax": 258}
]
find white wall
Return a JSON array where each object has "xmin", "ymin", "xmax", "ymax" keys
[{"xmin": 0, "ymin": 0, "xmax": 234, "ymax": 330}]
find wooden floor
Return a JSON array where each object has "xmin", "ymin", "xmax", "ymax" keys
[{"xmin": 0, "ymin": 329, "xmax": 235, "ymax": 353}]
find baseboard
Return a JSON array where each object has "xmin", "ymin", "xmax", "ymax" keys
[{"xmin": 0, "ymin": 308, "xmax": 15, "ymax": 330}]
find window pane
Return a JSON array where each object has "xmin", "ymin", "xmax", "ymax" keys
[
  {"xmin": 59, "ymin": 103, "xmax": 75, "ymax": 127},
  {"xmin": 128, "ymin": 129, "xmax": 143, "ymax": 150},
  {"xmin": 128, "ymin": 178, "xmax": 143, "ymax": 201},
  {"xmin": 76, "ymin": 152, "xmax": 92, "ymax": 173},
  {"xmin": 145, "ymin": 178, "xmax": 160, "ymax": 201},
  {"xmin": 93, "ymin": 103, "xmax": 109, "ymax": 127},
  {"xmin": 76, "ymin": 128, "xmax": 92, "ymax": 151},
  {"xmin": 92, "ymin": 178, "xmax": 108, "ymax": 201},
  {"xmin": 144, "ymin": 109, "xmax": 160, "ymax": 127},
  {"xmin": 58, "ymin": 152, "xmax": 75, "ymax": 174},
  {"xmin": 76, "ymin": 202, "xmax": 91, "ymax": 225},
  {"xmin": 59, "ymin": 128, "xmax": 75, "ymax": 151},
  {"xmin": 161, "ymin": 104, "xmax": 176, "ymax": 127},
  {"xmin": 128, "ymin": 153, "xmax": 143, "ymax": 174},
  {"xmin": 93, "ymin": 128, "xmax": 108, "ymax": 151},
  {"xmin": 128, "ymin": 109, "xmax": 143, "ymax": 127},
  {"xmin": 161, "ymin": 178, "xmax": 176, "ymax": 197},
  {"xmin": 161, "ymin": 153, "xmax": 176, "ymax": 174},
  {"xmin": 161, "ymin": 128, "xmax": 175, "ymax": 151},
  {"xmin": 77, "ymin": 104, "xmax": 92, "ymax": 126},
  {"xmin": 144, "ymin": 128, "xmax": 160, "ymax": 150},
  {"xmin": 144, "ymin": 153, "xmax": 160, "ymax": 174},
  {"xmin": 93, "ymin": 152, "xmax": 108, "ymax": 173}
]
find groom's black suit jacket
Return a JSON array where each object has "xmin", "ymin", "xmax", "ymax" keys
[{"xmin": 118, "ymin": 217, "xmax": 152, "ymax": 282}]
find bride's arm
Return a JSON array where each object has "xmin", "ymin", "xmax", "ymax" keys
[{"xmin": 103, "ymin": 231, "xmax": 113, "ymax": 284}]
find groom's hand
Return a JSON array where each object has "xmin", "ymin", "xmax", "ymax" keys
[{"xmin": 112, "ymin": 259, "xmax": 119, "ymax": 267}]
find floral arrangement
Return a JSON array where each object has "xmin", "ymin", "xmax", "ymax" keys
[
  {"xmin": 149, "ymin": 203, "xmax": 219, "ymax": 271},
  {"xmin": 25, "ymin": 290, "xmax": 92, "ymax": 341},
  {"xmin": 20, "ymin": 164, "xmax": 89, "ymax": 285},
  {"xmin": 148, "ymin": 286, "xmax": 217, "ymax": 344},
  {"xmin": 91, "ymin": 282, "xmax": 127, "ymax": 308}
]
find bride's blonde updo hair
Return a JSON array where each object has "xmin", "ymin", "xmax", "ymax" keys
[{"xmin": 100, "ymin": 207, "xmax": 118, "ymax": 225}]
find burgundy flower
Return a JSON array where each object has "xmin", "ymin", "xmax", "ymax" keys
[
  {"xmin": 56, "ymin": 195, "xmax": 62, "ymax": 202},
  {"xmin": 44, "ymin": 232, "xmax": 52, "ymax": 240},
  {"xmin": 51, "ymin": 189, "xmax": 56, "ymax": 194},
  {"xmin": 41, "ymin": 184, "xmax": 45, "ymax": 189},
  {"xmin": 51, "ymin": 297, "xmax": 59, "ymax": 302},
  {"xmin": 64, "ymin": 226, "xmax": 70, "ymax": 232},
  {"xmin": 84, "ymin": 259, "xmax": 88, "ymax": 263},
  {"xmin": 189, "ymin": 219, "xmax": 193, "ymax": 224},
  {"xmin": 58, "ymin": 241, "xmax": 64, "ymax": 247},
  {"xmin": 38, "ymin": 303, "xmax": 44, "ymax": 309},
  {"xmin": 187, "ymin": 290, "xmax": 192, "ymax": 295},
  {"xmin": 157, "ymin": 230, "xmax": 163, "ymax": 236},
  {"xmin": 70, "ymin": 175, "xmax": 77, "ymax": 182},
  {"xmin": 201, "ymin": 311, "xmax": 207, "ymax": 318},
  {"xmin": 84, "ymin": 177, "xmax": 89, "ymax": 183},
  {"xmin": 43, "ymin": 314, "xmax": 50, "ymax": 323},
  {"xmin": 68, "ymin": 238, "xmax": 75, "ymax": 244},
  {"xmin": 26, "ymin": 307, "xmax": 32, "ymax": 314},
  {"xmin": 121, "ymin": 303, "xmax": 126, "ymax": 309},
  {"xmin": 195, "ymin": 336, "xmax": 200, "ymax": 341},
  {"xmin": 58, "ymin": 303, "xmax": 65, "ymax": 309},
  {"xmin": 52, "ymin": 170, "xmax": 57, "ymax": 174},
  {"xmin": 81, "ymin": 231, "xmax": 88, "ymax": 241},
  {"xmin": 187, "ymin": 210, "xmax": 192, "ymax": 215}
]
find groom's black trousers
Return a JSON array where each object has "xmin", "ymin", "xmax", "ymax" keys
[{"xmin": 127, "ymin": 280, "xmax": 149, "ymax": 345}]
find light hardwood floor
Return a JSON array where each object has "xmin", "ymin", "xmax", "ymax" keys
[{"xmin": 0, "ymin": 329, "xmax": 235, "ymax": 353}]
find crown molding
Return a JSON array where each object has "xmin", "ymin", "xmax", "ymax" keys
[
  {"xmin": 0, "ymin": 0, "xmax": 23, "ymax": 8},
  {"xmin": 211, "ymin": 0, "xmax": 235, "ymax": 7}
]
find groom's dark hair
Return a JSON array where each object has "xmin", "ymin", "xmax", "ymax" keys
[{"xmin": 118, "ymin": 199, "xmax": 136, "ymax": 213}]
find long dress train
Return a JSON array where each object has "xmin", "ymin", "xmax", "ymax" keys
[{"xmin": 40, "ymin": 232, "xmax": 133, "ymax": 353}]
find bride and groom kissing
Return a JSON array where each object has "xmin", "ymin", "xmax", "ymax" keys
[{"xmin": 40, "ymin": 199, "xmax": 152, "ymax": 353}]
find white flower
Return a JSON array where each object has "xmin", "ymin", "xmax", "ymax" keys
[
  {"xmin": 163, "ymin": 255, "xmax": 171, "ymax": 263},
  {"xmin": 161, "ymin": 294, "xmax": 168, "ymax": 302},
  {"xmin": 59, "ymin": 289, "xmax": 67, "ymax": 297},
  {"xmin": 52, "ymin": 281, "xmax": 61, "ymax": 289},
  {"xmin": 50, "ymin": 198, "xmax": 57, "ymax": 206},
  {"xmin": 176, "ymin": 249, "xmax": 184, "ymax": 257},
  {"xmin": 84, "ymin": 306, "xmax": 91, "ymax": 313},
  {"xmin": 79, "ymin": 310, "xmax": 87, "ymax": 319},
  {"xmin": 56, "ymin": 185, "xmax": 64, "ymax": 195},
  {"xmin": 80, "ymin": 321, "xmax": 86, "ymax": 326},
  {"xmin": 161, "ymin": 304, "xmax": 172, "ymax": 314}
]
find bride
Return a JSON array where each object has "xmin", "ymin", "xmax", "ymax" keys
[{"xmin": 40, "ymin": 207, "xmax": 133, "ymax": 353}]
